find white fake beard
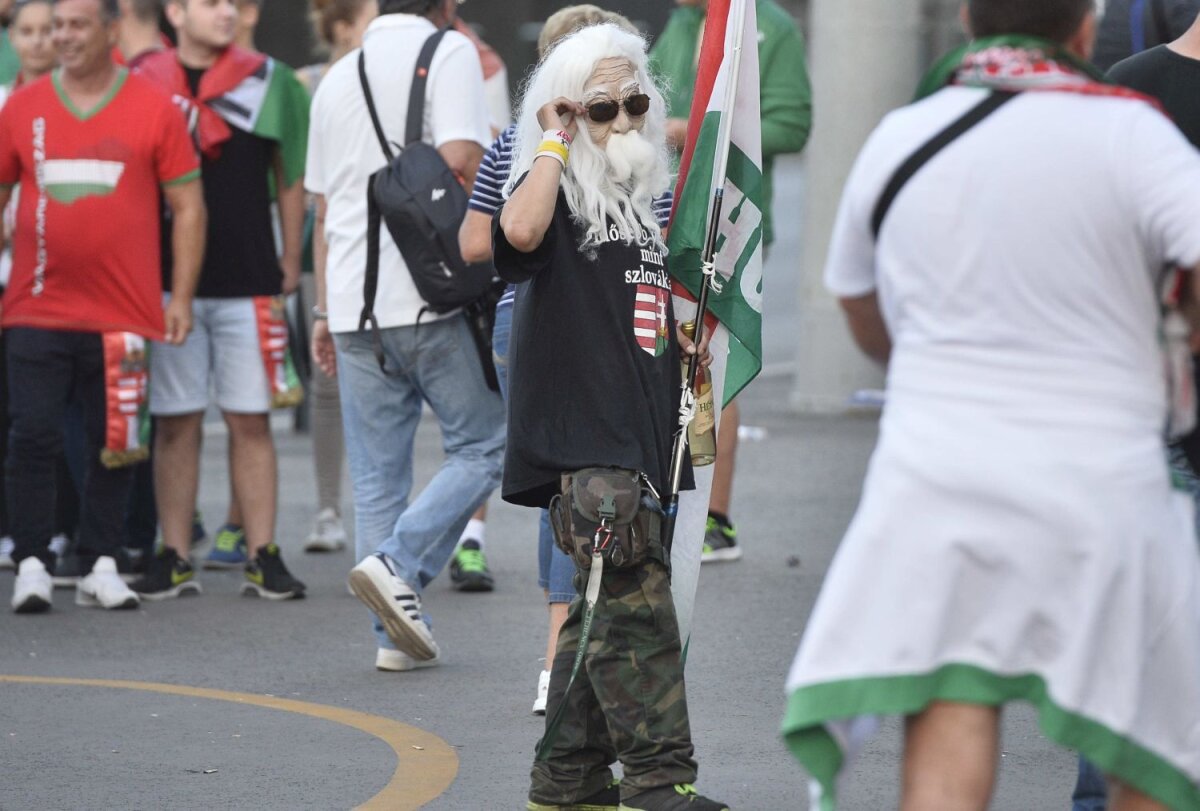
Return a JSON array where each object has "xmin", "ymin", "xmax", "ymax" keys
[
  {"xmin": 565, "ymin": 129, "xmax": 669, "ymax": 251},
  {"xmin": 604, "ymin": 130, "xmax": 660, "ymax": 185}
]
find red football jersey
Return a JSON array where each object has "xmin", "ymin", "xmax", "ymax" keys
[{"xmin": 0, "ymin": 69, "xmax": 198, "ymax": 339}]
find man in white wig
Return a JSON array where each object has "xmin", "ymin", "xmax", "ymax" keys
[
  {"xmin": 782, "ymin": 0, "xmax": 1200, "ymax": 809},
  {"xmin": 492, "ymin": 22, "xmax": 729, "ymax": 811}
]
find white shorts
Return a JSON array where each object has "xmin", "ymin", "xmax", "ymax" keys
[{"xmin": 150, "ymin": 296, "xmax": 272, "ymax": 415}]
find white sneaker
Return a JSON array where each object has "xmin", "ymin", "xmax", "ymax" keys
[
  {"xmin": 76, "ymin": 556, "xmax": 140, "ymax": 610},
  {"xmin": 12, "ymin": 556, "xmax": 52, "ymax": 613},
  {"xmin": 532, "ymin": 669, "xmax": 551, "ymax": 715},
  {"xmin": 348, "ymin": 553, "xmax": 438, "ymax": 660},
  {"xmin": 304, "ymin": 507, "xmax": 347, "ymax": 553},
  {"xmin": 375, "ymin": 645, "xmax": 440, "ymax": 672},
  {"xmin": 0, "ymin": 536, "xmax": 14, "ymax": 571}
]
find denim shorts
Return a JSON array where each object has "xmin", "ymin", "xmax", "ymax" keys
[{"xmin": 150, "ymin": 296, "xmax": 271, "ymax": 415}]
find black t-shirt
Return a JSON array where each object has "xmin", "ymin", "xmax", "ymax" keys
[
  {"xmin": 493, "ymin": 193, "xmax": 693, "ymax": 508},
  {"xmin": 162, "ymin": 65, "xmax": 280, "ymax": 298},
  {"xmin": 1109, "ymin": 45, "xmax": 1200, "ymax": 147},
  {"xmin": 1109, "ymin": 46, "xmax": 1200, "ymax": 470}
]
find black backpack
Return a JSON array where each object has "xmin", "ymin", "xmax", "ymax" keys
[{"xmin": 356, "ymin": 31, "xmax": 501, "ymax": 389}]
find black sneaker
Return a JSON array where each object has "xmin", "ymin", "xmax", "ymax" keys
[
  {"xmin": 131, "ymin": 548, "xmax": 202, "ymax": 600},
  {"xmin": 528, "ymin": 779, "xmax": 621, "ymax": 810},
  {"xmin": 448, "ymin": 539, "xmax": 494, "ymax": 592},
  {"xmin": 700, "ymin": 516, "xmax": 742, "ymax": 563},
  {"xmin": 241, "ymin": 544, "xmax": 306, "ymax": 600},
  {"xmin": 618, "ymin": 784, "xmax": 730, "ymax": 811}
]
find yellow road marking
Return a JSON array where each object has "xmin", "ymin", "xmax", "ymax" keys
[{"xmin": 0, "ymin": 675, "xmax": 458, "ymax": 810}]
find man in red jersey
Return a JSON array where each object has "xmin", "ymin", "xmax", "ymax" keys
[{"xmin": 0, "ymin": 0, "xmax": 204, "ymax": 614}]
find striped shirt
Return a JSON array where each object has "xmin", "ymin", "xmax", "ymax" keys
[{"xmin": 473, "ymin": 123, "xmax": 675, "ymax": 307}]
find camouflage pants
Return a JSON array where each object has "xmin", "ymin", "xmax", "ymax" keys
[{"xmin": 528, "ymin": 556, "xmax": 698, "ymax": 804}]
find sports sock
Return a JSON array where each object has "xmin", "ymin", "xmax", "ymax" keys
[
  {"xmin": 459, "ymin": 518, "xmax": 486, "ymax": 548},
  {"xmin": 708, "ymin": 511, "xmax": 732, "ymax": 529}
]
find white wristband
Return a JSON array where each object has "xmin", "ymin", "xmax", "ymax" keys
[
  {"xmin": 542, "ymin": 128, "xmax": 572, "ymax": 148},
  {"xmin": 535, "ymin": 150, "xmax": 567, "ymax": 168}
]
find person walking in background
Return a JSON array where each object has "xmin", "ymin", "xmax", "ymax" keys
[
  {"xmin": 308, "ymin": 0, "xmax": 503, "ymax": 672},
  {"xmin": 4, "ymin": 0, "xmax": 204, "ymax": 613},
  {"xmin": 649, "ymin": 0, "xmax": 811, "ymax": 564},
  {"xmin": 783, "ymin": 1, "xmax": 1200, "ymax": 808},
  {"xmin": 132, "ymin": 0, "xmax": 309, "ymax": 600},
  {"xmin": 292, "ymin": 0, "xmax": 378, "ymax": 554}
]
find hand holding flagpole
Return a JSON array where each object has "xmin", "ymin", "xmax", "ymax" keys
[{"xmin": 661, "ymin": 0, "xmax": 751, "ymax": 555}]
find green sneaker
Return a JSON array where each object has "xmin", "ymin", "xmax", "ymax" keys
[
  {"xmin": 448, "ymin": 539, "xmax": 494, "ymax": 592},
  {"xmin": 528, "ymin": 779, "xmax": 620, "ymax": 810},
  {"xmin": 131, "ymin": 547, "xmax": 202, "ymax": 600},
  {"xmin": 618, "ymin": 784, "xmax": 729, "ymax": 811},
  {"xmin": 202, "ymin": 524, "xmax": 247, "ymax": 570},
  {"xmin": 700, "ymin": 516, "xmax": 741, "ymax": 563}
]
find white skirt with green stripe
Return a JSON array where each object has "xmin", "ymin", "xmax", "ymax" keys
[{"xmin": 783, "ymin": 393, "xmax": 1200, "ymax": 810}]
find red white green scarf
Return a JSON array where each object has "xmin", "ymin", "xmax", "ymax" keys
[
  {"xmin": 135, "ymin": 46, "xmax": 309, "ymax": 186},
  {"xmin": 915, "ymin": 35, "xmax": 1156, "ymax": 105}
]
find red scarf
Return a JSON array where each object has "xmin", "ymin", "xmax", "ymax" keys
[{"xmin": 135, "ymin": 45, "xmax": 266, "ymax": 160}]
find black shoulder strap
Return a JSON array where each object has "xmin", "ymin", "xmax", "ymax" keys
[
  {"xmin": 405, "ymin": 29, "xmax": 449, "ymax": 146},
  {"xmin": 358, "ymin": 50, "xmax": 394, "ymax": 161},
  {"xmin": 871, "ymin": 90, "xmax": 1018, "ymax": 240}
]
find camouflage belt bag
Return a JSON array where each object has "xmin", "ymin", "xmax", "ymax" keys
[{"xmin": 549, "ymin": 468, "xmax": 662, "ymax": 570}]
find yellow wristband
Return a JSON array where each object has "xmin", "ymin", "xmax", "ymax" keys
[{"xmin": 536, "ymin": 140, "xmax": 570, "ymax": 166}]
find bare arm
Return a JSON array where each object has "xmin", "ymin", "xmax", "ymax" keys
[
  {"xmin": 162, "ymin": 178, "xmax": 207, "ymax": 344},
  {"xmin": 499, "ymin": 97, "xmax": 584, "ymax": 253},
  {"xmin": 840, "ymin": 292, "xmax": 891, "ymax": 366},
  {"xmin": 310, "ymin": 194, "xmax": 337, "ymax": 378},
  {"xmin": 438, "ymin": 139, "xmax": 484, "ymax": 189},
  {"xmin": 459, "ymin": 208, "xmax": 495, "ymax": 264},
  {"xmin": 273, "ymin": 149, "xmax": 304, "ymax": 295}
]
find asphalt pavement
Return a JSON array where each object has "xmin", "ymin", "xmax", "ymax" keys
[{"xmin": 0, "ymin": 157, "xmax": 1079, "ymax": 809}]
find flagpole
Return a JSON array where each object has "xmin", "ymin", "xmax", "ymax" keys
[{"xmin": 662, "ymin": 0, "xmax": 750, "ymax": 552}]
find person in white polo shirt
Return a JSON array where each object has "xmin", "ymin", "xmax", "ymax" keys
[
  {"xmin": 306, "ymin": 0, "xmax": 503, "ymax": 672},
  {"xmin": 782, "ymin": 0, "xmax": 1200, "ymax": 808}
]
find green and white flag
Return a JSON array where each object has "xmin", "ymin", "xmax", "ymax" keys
[
  {"xmin": 666, "ymin": 0, "xmax": 762, "ymax": 645},
  {"xmin": 667, "ymin": 0, "xmax": 764, "ymax": 409}
]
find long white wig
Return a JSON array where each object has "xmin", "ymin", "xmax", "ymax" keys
[{"xmin": 506, "ymin": 23, "xmax": 671, "ymax": 252}]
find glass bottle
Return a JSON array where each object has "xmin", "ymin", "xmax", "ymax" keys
[{"xmin": 681, "ymin": 320, "xmax": 716, "ymax": 466}]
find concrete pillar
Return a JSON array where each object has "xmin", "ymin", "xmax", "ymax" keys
[{"xmin": 789, "ymin": 0, "xmax": 927, "ymax": 411}]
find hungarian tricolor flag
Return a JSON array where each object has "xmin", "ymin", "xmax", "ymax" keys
[{"xmin": 666, "ymin": 0, "xmax": 763, "ymax": 645}]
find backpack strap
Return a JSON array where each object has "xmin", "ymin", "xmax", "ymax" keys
[
  {"xmin": 358, "ymin": 50, "xmax": 394, "ymax": 162},
  {"xmin": 871, "ymin": 90, "xmax": 1018, "ymax": 240},
  {"xmin": 405, "ymin": 29, "xmax": 449, "ymax": 146}
]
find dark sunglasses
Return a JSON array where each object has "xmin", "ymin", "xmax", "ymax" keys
[{"xmin": 584, "ymin": 93, "xmax": 651, "ymax": 123}]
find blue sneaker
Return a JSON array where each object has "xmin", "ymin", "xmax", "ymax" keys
[{"xmin": 202, "ymin": 524, "xmax": 247, "ymax": 570}]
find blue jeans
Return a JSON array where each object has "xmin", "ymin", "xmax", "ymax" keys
[
  {"xmin": 493, "ymin": 295, "xmax": 575, "ymax": 604},
  {"xmin": 335, "ymin": 317, "xmax": 505, "ymax": 649},
  {"xmin": 1072, "ymin": 756, "xmax": 1106, "ymax": 811}
]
